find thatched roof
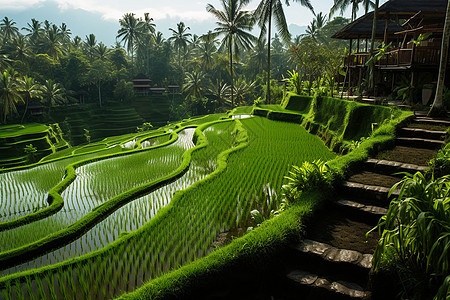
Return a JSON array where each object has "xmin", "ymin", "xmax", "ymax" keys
[
  {"xmin": 377, "ymin": 0, "xmax": 447, "ymax": 16},
  {"xmin": 332, "ymin": 0, "xmax": 447, "ymax": 40},
  {"xmin": 332, "ymin": 12, "xmax": 404, "ymax": 39}
]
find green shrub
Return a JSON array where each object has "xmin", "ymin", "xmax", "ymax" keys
[
  {"xmin": 371, "ymin": 172, "xmax": 450, "ymax": 299},
  {"xmin": 282, "ymin": 160, "xmax": 331, "ymax": 205}
]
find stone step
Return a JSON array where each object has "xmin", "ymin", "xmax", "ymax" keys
[
  {"xmin": 339, "ymin": 181, "xmax": 398, "ymax": 207},
  {"xmin": 399, "ymin": 127, "xmax": 446, "ymax": 140},
  {"xmin": 412, "ymin": 117, "xmax": 450, "ymax": 127},
  {"xmin": 364, "ymin": 158, "xmax": 428, "ymax": 175},
  {"xmin": 289, "ymin": 239, "xmax": 372, "ymax": 286},
  {"xmin": 336, "ymin": 199, "xmax": 387, "ymax": 224},
  {"xmin": 285, "ymin": 270, "xmax": 370, "ymax": 299},
  {"xmin": 396, "ymin": 137, "xmax": 445, "ymax": 150}
]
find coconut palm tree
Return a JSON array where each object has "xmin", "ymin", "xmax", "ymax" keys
[
  {"xmin": 249, "ymin": 37, "xmax": 267, "ymax": 74},
  {"xmin": 207, "ymin": 79, "xmax": 229, "ymax": 107},
  {"xmin": 0, "ymin": 17, "xmax": 20, "ymax": 43},
  {"xmin": 19, "ymin": 75, "xmax": 42, "ymax": 123},
  {"xmin": 40, "ymin": 79, "xmax": 66, "ymax": 113},
  {"xmin": 44, "ymin": 25, "xmax": 63, "ymax": 60},
  {"xmin": 428, "ymin": 0, "xmax": 450, "ymax": 116},
  {"xmin": 0, "ymin": 69, "xmax": 22, "ymax": 123},
  {"xmin": 22, "ymin": 18, "xmax": 43, "ymax": 46},
  {"xmin": 207, "ymin": 0, "xmax": 256, "ymax": 107},
  {"xmin": 183, "ymin": 70, "xmax": 206, "ymax": 99},
  {"xmin": 84, "ymin": 33, "xmax": 97, "ymax": 62},
  {"xmin": 197, "ymin": 35, "xmax": 217, "ymax": 71},
  {"xmin": 95, "ymin": 42, "xmax": 110, "ymax": 61},
  {"xmin": 117, "ymin": 13, "xmax": 144, "ymax": 62},
  {"xmin": 59, "ymin": 23, "xmax": 72, "ymax": 44},
  {"xmin": 254, "ymin": 0, "xmax": 314, "ymax": 104},
  {"xmin": 168, "ymin": 22, "xmax": 192, "ymax": 66},
  {"xmin": 330, "ymin": 0, "xmax": 373, "ymax": 21}
]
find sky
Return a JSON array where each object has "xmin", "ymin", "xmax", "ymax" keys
[{"xmin": 0, "ymin": 0, "xmax": 385, "ymax": 46}]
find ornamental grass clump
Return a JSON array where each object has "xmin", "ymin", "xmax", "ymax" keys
[
  {"xmin": 371, "ymin": 172, "xmax": 450, "ymax": 299},
  {"xmin": 282, "ymin": 159, "xmax": 331, "ymax": 205}
]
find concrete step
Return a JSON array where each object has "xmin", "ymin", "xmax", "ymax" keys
[
  {"xmin": 285, "ymin": 270, "xmax": 370, "ymax": 299},
  {"xmin": 412, "ymin": 117, "xmax": 450, "ymax": 127},
  {"xmin": 395, "ymin": 137, "xmax": 445, "ymax": 150},
  {"xmin": 364, "ymin": 158, "xmax": 428, "ymax": 175},
  {"xmin": 399, "ymin": 127, "xmax": 446, "ymax": 140},
  {"xmin": 339, "ymin": 181, "xmax": 398, "ymax": 207},
  {"xmin": 336, "ymin": 199, "xmax": 387, "ymax": 224},
  {"xmin": 289, "ymin": 239, "xmax": 372, "ymax": 286}
]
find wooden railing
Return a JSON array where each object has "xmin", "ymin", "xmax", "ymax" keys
[{"xmin": 345, "ymin": 46, "xmax": 443, "ymax": 68}]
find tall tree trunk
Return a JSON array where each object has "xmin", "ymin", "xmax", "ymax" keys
[
  {"xmin": 266, "ymin": 4, "xmax": 272, "ymax": 105},
  {"xmin": 98, "ymin": 80, "xmax": 102, "ymax": 107},
  {"xmin": 229, "ymin": 40, "xmax": 234, "ymax": 108},
  {"xmin": 429, "ymin": 0, "xmax": 450, "ymax": 116},
  {"xmin": 369, "ymin": 0, "xmax": 379, "ymax": 94},
  {"xmin": 21, "ymin": 97, "xmax": 29, "ymax": 124}
]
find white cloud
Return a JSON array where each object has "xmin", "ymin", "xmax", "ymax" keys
[
  {"xmin": 0, "ymin": 0, "xmax": 46, "ymax": 10},
  {"xmin": 36, "ymin": 0, "xmax": 214, "ymax": 22}
]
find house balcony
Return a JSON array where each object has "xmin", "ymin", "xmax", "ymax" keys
[{"xmin": 345, "ymin": 46, "xmax": 444, "ymax": 70}]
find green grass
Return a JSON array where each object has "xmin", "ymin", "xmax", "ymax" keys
[
  {"xmin": 0, "ymin": 117, "xmax": 335, "ymax": 299},
  {"xmin": 0, "ymin": 123, "xmax": 48, "ymax": 139},
  {"xmin": 0, "ymin": 121, "xmax": 236, "ymax": 277},
  {"xmin": 0, "ymin": 96, "xmax": 410, "ymax": 299},
  {"xmin": 0, "ymin": 129, "xmax": 194, "ymax": 252}
]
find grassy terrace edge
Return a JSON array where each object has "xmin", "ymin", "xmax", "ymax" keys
[
  {"xmin": 0, "ymin": 130, "xmax": 171, "ymax": 232},
  {"xmin": 118, "ymin": 96, "xmax": 413, "ymax": 299},
  {"xmin": 0, "ymin": 113, "xmax": 221, "ymax": 232},
  {"xmin": 0, "ymin": 117, "xmax": 243, "ymax": 284},
  {"xmin": 0, "ymin": 119, "xmax": 234, "ymax": 270}
]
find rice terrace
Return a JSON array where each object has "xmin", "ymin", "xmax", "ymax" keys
[{"xmin": 0, "ymin": 0, "xmax": 449, "ymax": 299}]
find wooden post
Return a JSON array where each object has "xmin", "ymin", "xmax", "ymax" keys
[
  {"xmin": 348, "ymin": 68, "xmax": 352, "ymax": 99},
  {"xmin": 384, "ymin": 18, "xmax": 389, "ymax": 45}
]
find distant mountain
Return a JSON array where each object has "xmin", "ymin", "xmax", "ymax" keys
[{"xmin": 288, "ymin": 24, "xmax": 307, "ymax": 38}]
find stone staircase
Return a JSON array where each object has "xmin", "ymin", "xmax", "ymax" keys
[{"xmin": 274, "ymin": 116, "xmax": 448, "ymax": 299}]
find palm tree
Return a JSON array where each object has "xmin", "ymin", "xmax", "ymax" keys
[
  {"xmin": 141, "ymin": 13, "xmax": 156, "ymax": 35},
  {"xmin": 59, "ymin": 23, "xmax": 72, "ymax": 44},
  {"xmin": 197, "ymin": 35, "xmax": 217, "ymax": 71},
  {"xmin": 330, "ymin": 0, "xmax": 373, "ymax": 21},
  {"xmin": 183, "ymin": 70, "xmax": 206, "ymax": 99},
  {"xmin": 95, "ymin": 42, "xmax": 110, "ymax": 61},
  {"xmin": 249, "ymin": 37, "xmax": 268, "ymax": 74},
  {"xmin": 428, "ymin": 0, "xmax": 450, "ymax": 116},
  {"xmin": 207, "ymin": 0, "xmax": 256, "ymax": 107},
  {"xmin": 254, "ymin": 0, "xmax": 314, "ymax": 104},
  {"xmin": 168, "ymin": 22, "xmax": 192, "ymax": 66},
  {"xmin": 40, "ymin": 79, "xmax": 66, "ymax": 113},
  {"xmin": 44, "ymin": 25, "xmax": 63, "ymax": 60},
  {"xmin": 84, "ymin": 34, "xmax": 97, "ymax": 61},
  {"xmin": 117, "ymin": 13, "xmax": 143, "ymax": 62},
  {"xmin": 207, "ymin": 79, "xmax": 229, "ymax": 107},
  {"xmin": 19, "ymin": 76, "xmax": 42, "ymax": 123},
  {"xmin": 72, "ymin": 36, "xmax": 82, "ymax": 51},
  {"xmin": 232, "ymin": 77, "xmax": 256, "ymax": 105},
  {"xmin": 22, "ymin": 18, "xmax": 42, "ymax": 46},
  {"xmin": 0, "ymin": 17, "xmax": 20, "ymax": 43},
  {"xmin": 8, "ymin": 36, "xmax": 32, "ymax": 62},
  {"xmin": 0, "ymin": 69, "xmax": 22, "ymax": 123}
]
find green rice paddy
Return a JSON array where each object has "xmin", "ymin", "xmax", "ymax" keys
[{"xmin": 0, "ymin": 114, "xmax": 337, "ymax": 299}]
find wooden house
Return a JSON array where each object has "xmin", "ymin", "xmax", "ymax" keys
[
  {"xmin": 332, "ymin": 0, "xmax": 448, "ymax": 101},
  {"xmin": 132, "ymin": 74, "xmax": 152, "ymax": 96}
]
